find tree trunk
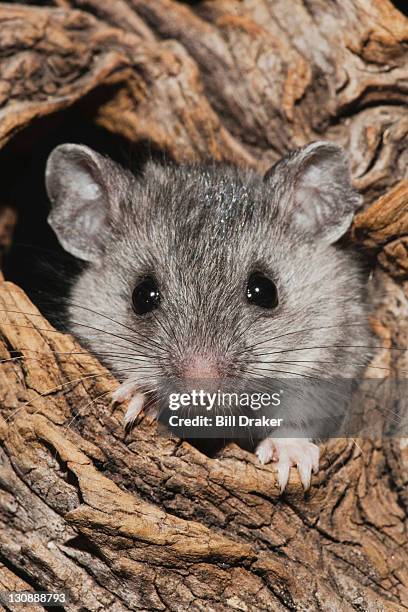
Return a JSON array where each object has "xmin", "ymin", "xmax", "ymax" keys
[{"xmin": 0, "ymin": 1, "xmax": 407, "ymax": 610}]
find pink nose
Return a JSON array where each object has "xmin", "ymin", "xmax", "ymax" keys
[{"xmin": 182, "ymin": 355, "xmax": 220, "ymax": 379}]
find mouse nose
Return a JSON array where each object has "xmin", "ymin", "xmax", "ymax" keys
[{"xmin": 181, "ymin": 354, "xmax": 220, "ymax": 380}]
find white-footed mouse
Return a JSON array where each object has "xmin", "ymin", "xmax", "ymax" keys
[{"xmin": 45, "ymin": 141, "xmax": 371, "ymax": 491}]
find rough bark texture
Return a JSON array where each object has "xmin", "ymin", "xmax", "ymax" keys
[{"xmin": 0, "ymin": 1, "xmax": 407, "ymax": 610}]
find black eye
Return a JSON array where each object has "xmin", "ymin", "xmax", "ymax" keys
[
  {"xmin": 246, "ymin": 273, "xmax": 278, "ymax": 309},
  {"xmin": 132, "ymin": 276, "xmax": 161, "ymax": 315}
]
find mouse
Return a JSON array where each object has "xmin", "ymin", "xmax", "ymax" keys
[{"xmin": 44, "ymin": 140, "xmax": 371, "ymax": 492}]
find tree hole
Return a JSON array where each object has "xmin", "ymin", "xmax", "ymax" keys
[{"xmin": 2, "ymin": 85, "xmax": 167, "ymax": 326}]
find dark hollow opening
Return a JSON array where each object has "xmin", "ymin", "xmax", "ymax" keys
[
  {"xmin": 390, "ymin": 0, "xmax": 408, "ymax": 17},
  {"xmin": 2, "ymin": 85, "xmax": 167, "ymax": 324}
]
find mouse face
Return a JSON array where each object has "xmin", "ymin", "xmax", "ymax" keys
[{"xmin": 45, "ymin": 141, "xmax": 371, "ymax": 490}]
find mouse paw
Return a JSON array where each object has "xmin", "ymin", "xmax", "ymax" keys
[
  {"xmin": 112, "ymin": 381, "xmax": 145, "ymax": 426},
  {"xmin": 255, "ymin": 438, "xmax": 319, "ymax": 492}
]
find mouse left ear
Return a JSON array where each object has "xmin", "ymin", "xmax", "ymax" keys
[{"xmin": 264, "ymin": 141, "xmax": 361, "ymax": 244}]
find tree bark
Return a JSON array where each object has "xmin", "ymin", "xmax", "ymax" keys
[{"xmin": 0, "ymin": 1, "xmax": 407, "ymax": 610}]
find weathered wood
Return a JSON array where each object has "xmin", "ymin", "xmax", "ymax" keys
[
  {"xmin": 352, "ymin": 181, "xmax": 408, "ymax": 278},
  {"xmin": 0, "ymin": 274, "xmax": 407, "ymax": 610},
  {"xmin": 0, "ymin": 0, "xmax": 407, "ymax": 609},
  {"xmin": 0, "ymin": 3, "xmax": 253, "ymax": 165}
]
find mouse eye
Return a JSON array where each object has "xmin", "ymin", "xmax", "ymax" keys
[
  {"xmin": 132, "ymin": 276, "xmax": 161, "ymax": 315},
  {"xmin": 246, "ymin": 273, "xmax": 278, "ymax": 309}
]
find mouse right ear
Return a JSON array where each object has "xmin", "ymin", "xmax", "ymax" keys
[
  {"xmin": 45, "ymin": 143, "xmax": 126, "ymax": 262},
  {"xmin": 264, "ymin": 141, "xmax": 362, "ymax": 244}
]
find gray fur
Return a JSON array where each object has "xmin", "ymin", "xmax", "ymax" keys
[{"xmin": 46, "ymin": 141, "xmax": 371, "ymax": 440}]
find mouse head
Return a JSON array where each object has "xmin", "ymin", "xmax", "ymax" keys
[{"xmin": 45, "ymin": 141, "xmax": 369, "ymax": 410}]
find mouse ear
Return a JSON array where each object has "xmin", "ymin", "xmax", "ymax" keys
[
  {"xmin": 264, "ymin": 141, "xmax": 361, "ymax": 244},
  {"xmin": 45, "ymin": 143, "xmax": 125, "ymax": 262}
]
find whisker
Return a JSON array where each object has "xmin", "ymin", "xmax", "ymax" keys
[
  {"xmin": 0, "ymin": 308, "xmax": 166, "ymax": 357},
  {"xmin": 4, "ymin": 370, "xmax": 110, "ymax": 423},
  {"xmin": 0, "ymin": 350, "xmax": 157, "ymax": 366},
  {"xmin": 68, "ymin": 319, "xmax": 168, "ymax": 358},
  {"xmin": 227, "ymin": 312, "xmax": 265, "ymax": 353},
  {"xmin": 250, "ymin": 344, "xmax": 403, "ymax": 358},
  {"xmin": 62, "ymin": 299, "xmax": 168, "ymax": 354},
  {"xmin": 4, "ymin": 366, "xmax": 159, "ymax": 424},
  {"xmin": 70, "ymin": 333, "xmax": 158, "ymax": 357},
  {"xmin": 245, "ymin": 322, "xmax": 373, "ymax": 352},
  {"xmin": 151, "ymin": 311, "xmax": 182, "ymax": 356},
  {"xmin": 64, "ymin": 389, "xmax": 112, "ymax": 431},
  {"xmin": 244, "ymin": 365, "xmax": 324, "ymax": 381},
  {"xmin": 265, "ymin": 359, "xmax": 407, "ymax": 375}
]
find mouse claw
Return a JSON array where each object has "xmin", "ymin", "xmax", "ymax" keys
[
  {"xmin": 277, "ymin": 457, "xmax": 291, "ymax": 493},
  {"xmin": 112, "ymin": 381, "xmax": 146, "ymax": 427},
  {"xmin": 255, "ymin": 438, "xmax": 275, "ymax": 465},
  {"xmin": 123, "ymin": 392, "xmax": 145, "ymax": 426},
  {"xmin": 255, "ymin": 438, "xmax": 320, "ymax": 492},
  {"xmin": 112, "ymin": 380, "xmax": 140, "ymax": 404}
]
